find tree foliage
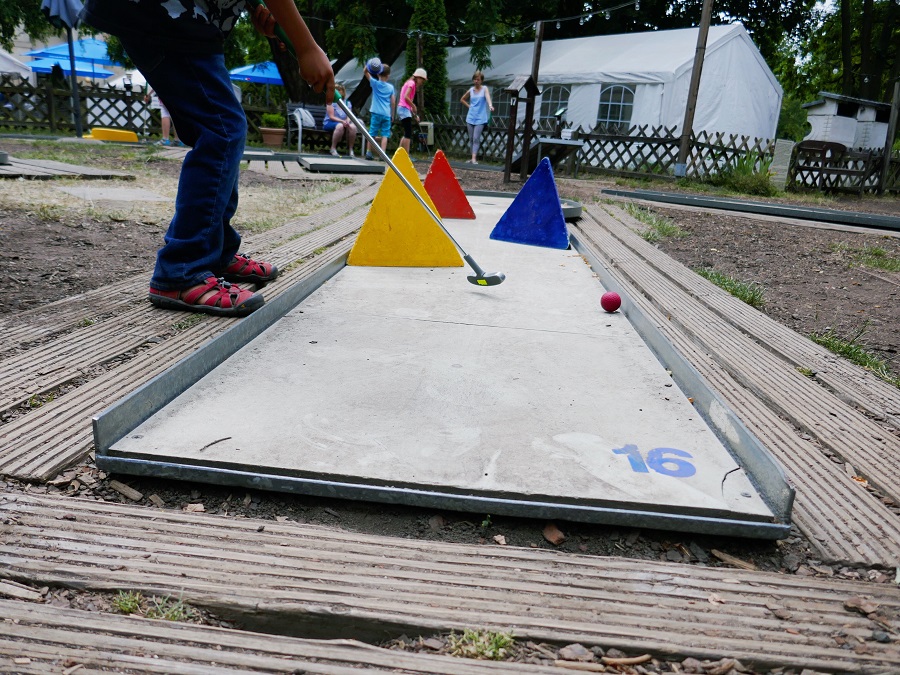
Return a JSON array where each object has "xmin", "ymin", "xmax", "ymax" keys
[
  {"xmin": 0, "ymin": 0, "xmax": 57, "ymax": 52},
  {"xmin": 407, "ymin": 0, "xmax": 449, "ymax": 116},
  {"xmin": 771, "ymin": 0, "xmax": 898, "ymax": 103}
]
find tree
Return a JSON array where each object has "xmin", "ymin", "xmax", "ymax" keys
[
  {"xmin": 407, "ymin": 0, "xmax": 449, "ymax": 116},
  {"xmin": 0, "ymin": 0, "xmax": 57, "ymax": 52},
  {"xmin": 771, "ymin": 0, "xmax": 898, "ymax": 104}
]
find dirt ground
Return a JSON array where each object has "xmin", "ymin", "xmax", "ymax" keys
[{"xmin": 2, "ymin": 139, "xmax": 899, "ymax": 673}]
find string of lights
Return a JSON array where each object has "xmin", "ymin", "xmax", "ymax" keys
[{"xmin": 301, "ymin": 0, "xmax": 640, "ymax": 45}]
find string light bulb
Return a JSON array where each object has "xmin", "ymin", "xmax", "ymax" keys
[
  {"xmin": 635, "ymin": 0, "xmax": 640, "ymax": 9},
  {"xmin": 556, "ymin": 20, "xmax": 561, "ymax": 29},
  {"xmin": 605, "ymin": 10, "xmax": 610, "ymax": 19}
]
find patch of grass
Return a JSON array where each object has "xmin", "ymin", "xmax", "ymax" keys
[
  {"xmin": 144, "ymin": 595, "xmax": 198, "ymax": 622},
  {"xmin": 446, "ymin": 629, "xmax": 515, "ymax": 660},
  {"xmin": 809, "ymin": 324, "xmax": 900, "ymax": 388},
  {"xmin": 312, "ymin": 246, "xmax": 328, "ymax": 256},
  {"xmin": 851, "ymin": 245, "xmax": 900, "ymax": 273},
  {"xmin": 480, "ymin": 514, "xmax": 492, "ymax": 529},
  {"xmin": 78, "ymin": 318, "xmax": 96, "ymax": 327},
  {"xmin": 624, "ymin": 203, "xmax": 685, "ymax": 242},
  {"xmin": 33, "ymin": 203, "xmax": 65, "ymax": 222},
  {"xmin": 796, "ymin": 366, "xmax": 816, "ymax": 378},
  {"xmin": 695, "ymin": 267, "xmax": 765, "ymax": 308},
  {"xmin": 112, "ymin": 590, "xmax": 144, "ymax": 614}
]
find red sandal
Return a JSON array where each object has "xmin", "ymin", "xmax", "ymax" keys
[
  {"xmin": 148, "ymin": 277, "xmax": 264, "ymax": 317},
  {"xmin": 220, "ymin": 253, "xmax": 279, "ymax": 285}
]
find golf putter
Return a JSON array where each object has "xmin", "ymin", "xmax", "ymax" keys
[
  {"xmin": 246, "ymin": 0, "xmax": 505, "ymax": 286},
  {"xmin": 334, "ymin": 91, "xmax": 505, "ymax": 286}
]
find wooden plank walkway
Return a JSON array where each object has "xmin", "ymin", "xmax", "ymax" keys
[
  {"xmin": 572, "ymin": 204, "xmax": 900, "ymax": 566},
  {"xmin": 0, "ymin": 600, "xmax": 572, "ymax": 674},
  {"xmin": 3, "ymin": 493, "xmax": 899, "ymax": 674},
  {"xmin": 0, "ymin": 178, "xmax": 377, "ymax": 480},
  {"xmin": 0, "ymin": 156, "xmax": 133, "ymax": 180}
]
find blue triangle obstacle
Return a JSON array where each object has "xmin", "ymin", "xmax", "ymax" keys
[{"xmin": 490, "ymin": 158, "xmax": 569, "ymax": 249}]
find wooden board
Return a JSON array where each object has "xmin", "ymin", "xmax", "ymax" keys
[
  {"xmin": 2, "ymin": 493, "xmax": 899, "ymax": 674},
  {"xmin": 0, "ymin": 599, "xmax": 562, "ymax": 674}
]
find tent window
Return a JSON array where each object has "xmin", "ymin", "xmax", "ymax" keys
[
  {"xmin": 450, "ymin": 86, "xmax": 469, "ymax": 118},
  {"xmin": 539, "ymin": 85, "xmax": 570, "ymax": 120},
  {"xmin": 492, "ymin": 89, "xmax": 511, "ymax": 123},
  {"xmin": 597, "ymin": 84, "xmax": 635, "ymax": 131}
]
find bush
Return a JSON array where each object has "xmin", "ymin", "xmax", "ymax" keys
[
  {"xmin": 260, "ymin": 112, "xmax": 285, "ymax": 128},
  {"xmin": 708, "ymin": 151, "xmax": 777, "ymax": 197}
]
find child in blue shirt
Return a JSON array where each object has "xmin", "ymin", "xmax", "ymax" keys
[
  {"xmin": 364, "ymin": 64, "xmax": 395, "ymax": 160},
  {"xmin": 81, "ymin": 0, "xmax": 333, "ymax": 317}
]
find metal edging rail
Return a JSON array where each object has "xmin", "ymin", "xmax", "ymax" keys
[
  {"xmin": 94, "ymin": 456, "xmax": 790, "ymax": 539},
  {"xmin": 570, "ymin": 230, "xmax": 795, "ymax": 529},
  {"xmin": 601, "ymin": 188, "xmax": 900, "ymax": 232}
]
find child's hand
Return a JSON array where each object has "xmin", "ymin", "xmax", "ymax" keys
[
  {"xmin": 251, "ymin": 4, "xmax": 287, "ymax": 52},
  {"xmin": 298, "ymin": 45, "xmax": 335, "ymax": 102},
  {"xmin": 251, "ymin": 4, "xmax": 277, "ymax": 37}
]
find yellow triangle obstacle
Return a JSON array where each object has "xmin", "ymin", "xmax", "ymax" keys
[{"xmin": 348, "ymin": 147, "xmax": 463, "ymax": 267}]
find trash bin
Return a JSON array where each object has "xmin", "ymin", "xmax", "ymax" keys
[{"xmin": 418, "ymin": 120, "xmax": 434, "ymax": 146}]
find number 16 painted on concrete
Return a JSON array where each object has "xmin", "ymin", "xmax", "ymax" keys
[{"xmin": 613, "ymin": 444, "xmax": 696, "ymax": 478}]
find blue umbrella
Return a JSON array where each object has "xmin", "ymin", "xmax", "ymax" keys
[
  {"xmin": 26, "ymin": 38, "xmax": 118, "ymax": 66},
  {"xmin": 40, "ymin": 0, "xmax": 85, "ymax": 136},
  {"xmin": 29, "ymin": 57, "xmax": 114, "ymax": 79},
  {"xmin": 229, "ymin": 61, "xmax": 283, "ymax": 85}
]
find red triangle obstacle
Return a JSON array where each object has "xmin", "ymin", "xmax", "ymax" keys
[{"xmin": 423, "ymin": 150, "xmax": 476, "ymax": 219}]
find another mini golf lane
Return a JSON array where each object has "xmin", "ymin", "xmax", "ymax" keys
[{"xmin": 98, "ymin": 196, "xmax": 792, "ymax": 538}]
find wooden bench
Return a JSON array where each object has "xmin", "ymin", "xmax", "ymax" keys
[{"xmin": 286, "ymin": 102, "xmax": 358, "ymax": 155}]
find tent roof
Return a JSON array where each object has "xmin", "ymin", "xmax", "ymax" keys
[
  {"xmin": 0, "ymin": 49, "xmax": 32, "ymax": 78},
  {"xmin": 336, "ymin": 23, "xmax": 777, "ymax": 91}
]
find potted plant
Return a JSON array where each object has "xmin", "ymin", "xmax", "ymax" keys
[{"xmin": 259, "ymin": 112, "xmax": 286, "ymax": 148}]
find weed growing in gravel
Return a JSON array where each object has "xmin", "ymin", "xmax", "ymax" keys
[
  {"xmin": 624, "ymin": 203, "xmax": 685, "ymax": 242},
  {"xmin": 446, "ymin": 629, "xmax": 515, "ymax": 660},
  {"xmin": 809, "ymin": 324, "xmax": 900, "ymax": 387},
  {"xmin": 33, "ymin": 203, "xmax": 65, "ymax": 221},
  {"xmin": 112, "ymin": 590, "xmax": 144, "ymax": 614},
  {"xmin": 796, "ymin": 366, "xmax": 816, "ymax": 378},
  {"xmin": 172, "ymin": 314, "xmax": 203, "ymax": 331},
  {"xmin": 145, "ymin": 595, "xmax": 198, "ymax": 622},
  {"xmin": 694, "ymin": 268, "xmax": 765, "ymax": 308}
]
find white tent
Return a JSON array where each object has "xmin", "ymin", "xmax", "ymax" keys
[
  {"xmin": 336, "ymin": 23, "xmax": 782, "ymax": 140},
  {"xmin": 0, "ymin": 49, "xmax": 34, "ymax": 84}
]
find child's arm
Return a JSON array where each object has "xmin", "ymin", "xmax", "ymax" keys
[
  {"xmin": 260, "ymin": 0, "xmax": 334, "ymax": 102},
  {"xmin": 485, "ymin": 87, "xmax": 494, "ymax": 112}
]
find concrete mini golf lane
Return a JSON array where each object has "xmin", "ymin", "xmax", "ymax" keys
[{"xmin": 103, "ymin": 196, "xmax": 788, "ymax": 535}]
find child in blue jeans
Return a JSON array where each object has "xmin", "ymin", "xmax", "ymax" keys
[{"xmin": 81, "ymin": 0, "xmax": 334, "ymax": 317}]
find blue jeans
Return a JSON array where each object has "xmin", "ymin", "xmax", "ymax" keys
[{"xmin": 120, "ymin": 38, "xmax": 246, "ymax": 291}]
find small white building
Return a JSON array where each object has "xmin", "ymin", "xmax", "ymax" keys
[
  {"xmin": 336, "ymin": 22, "xmax": 782, "ymax": 139},
  {"xmin": 802, "ymin": 92, "xmax": 892, "ymax": 150}
]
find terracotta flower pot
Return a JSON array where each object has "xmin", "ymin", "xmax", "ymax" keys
[{"xmin": 260, "ymin": 127, "xmax": 286, "ymax": 148}]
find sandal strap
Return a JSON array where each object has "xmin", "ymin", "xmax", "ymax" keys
[
  {"xmin": 228, "ymin": 254, "xmax": 272, "ymax": 276},
  {"xmin": 182, "ymin": 277, "xmax": 252, "ymax": 310}
]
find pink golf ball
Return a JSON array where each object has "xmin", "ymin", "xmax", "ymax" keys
[{"xmin": 601, "ymin": 291, "xmax": 621, "ymax": 313}]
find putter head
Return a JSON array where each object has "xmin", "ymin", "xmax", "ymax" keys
[{"xmin": 467, "ymin": 272, "xmax": 506, "ymax": 286}]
